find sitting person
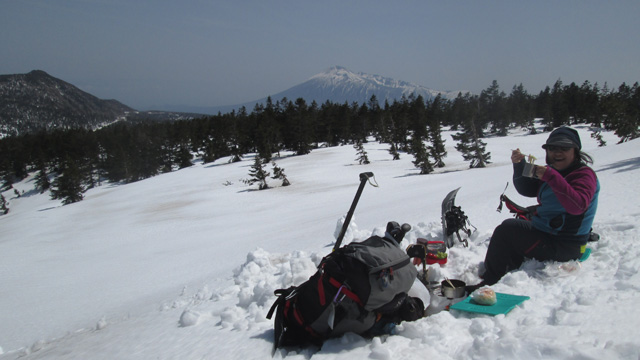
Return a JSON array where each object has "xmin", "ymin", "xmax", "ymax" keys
[{"xmin": 471, "ymin": 126, "xmax": 600, "ymax": 290}]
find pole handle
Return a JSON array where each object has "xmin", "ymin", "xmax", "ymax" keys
[{"xmin": 333, "ymin": 172, "xmax": 375, "ymax": 251}]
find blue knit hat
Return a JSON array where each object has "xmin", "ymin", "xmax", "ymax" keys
[{"xmin": 542, "ymin": 127, "xmax": 581, "ymax": 150}]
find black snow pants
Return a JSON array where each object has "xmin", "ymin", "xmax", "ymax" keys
[{"xmin": 482, "ymin": 218, "xmax": 583, "ymax": 285}]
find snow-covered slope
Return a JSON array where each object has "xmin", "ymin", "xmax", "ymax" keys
[{"xmin": 1, "ymin": 125, "xmax": 639, "ymax": 359}]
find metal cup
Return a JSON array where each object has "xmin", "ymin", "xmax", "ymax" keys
[{"xmin": 523, "ymin": 162, "xmax": 536, "ymax": 178}]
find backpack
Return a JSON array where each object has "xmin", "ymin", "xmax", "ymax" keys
[{"xmin": 267, "ymin": 235, "xmax": 420, "ymax": 351}]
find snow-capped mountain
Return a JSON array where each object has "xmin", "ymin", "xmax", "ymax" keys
[
  {"xmin": 180, "ymin": 66, "xmax": 464, "ymax": 114},
  {"xmin": 269, "ymin": 66, "xmax": 462, "ymax": 105}
]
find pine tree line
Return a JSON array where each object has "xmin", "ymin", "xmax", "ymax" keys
[{"xmin": 1, "ymin": 80, "xmax": 638, "ymax": 204}]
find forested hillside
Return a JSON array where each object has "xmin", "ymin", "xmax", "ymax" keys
[
  {"xmin": 0, "ymin": 71, "xmax": 134, "ymax": 137},
  {"xmin": 1, "ymin": 80, "xmax": 638, "ymax": 206}
]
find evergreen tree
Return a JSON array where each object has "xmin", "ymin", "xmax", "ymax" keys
[
  {"xmin": 507, "ymin": 83, "xmax": 535, "ymax": 131},
  {"xmin": 0, "ymin": 194, "xmax": 8, "ymax": 215},
  {"xmin": 201, "ymin": 140, "xmax": 218, "ymax": 164},
  {"xmin": 227, "ymin": 107, "xmax": 249, "ymax": 162},
  {"xmin": 96, "ymin": 124, "xmax": 131, "ymax": 182},
  {"xmin": 316, "ymin": 100, "xmax": 338, "ymax": 146},
  {"xmin": 272, "ymin": 161, "xmax": 290, "ymax": 186},
  {"xmin": 286, "ymin": 98, "xmax": 314, "ymax": 155},
  {"xmin": 408, "ymin": 95, "xmax": 433, "ymax": 173},
  {"xmin": 384, "ymin": 109, "xmax": 406, "ymax": 157},
  {"xmin": 368, "ymin": 95, "xmax": 384, "ymax": 140},
  {"xmin": 34, "ymin": 162, "xmax": 51, "ymax": 194},
  {"xmin": 603, "ymin": 82, "xmax": 640, "ymax": 142},
  {"xmin": 243, "ymin": 156, "xmax": 270, "ymax": 190},
  {"xmin": 354, "ymin": 102, "xmax": 370, "ymax": 142},
  {"xmin": 160, "ymin": 141, "xmax": 175, "ymax": 173},
  {"xmin": 254, "ymin": 97, "xmax": 282, "ymax": 162},
  {"xmin": 354, "ymin": 140, "xmax": 370, "ymax": 165},
  {"xmin": 427, "ymin": 95, "xmax": 447, "ymax": 167},
  {"xmin": 536, "ymin": 86, "xmax": 553, "ymax": 131},
  {"xmin": 449, "ymin": 91, "xmax": 476, "ymax": 130},
  {"xmin": 177, "ymin": 145, "xmax": 194, "ymax": 169},
  {"xmin": 479, "ymin": 80, "xmax": 508, "ymax": 135},
  {"xmin": 428, "ymin": 127, "xmax": 447, "ymax": 168},
  {"xmin": 50, "ymin": 157, "xmax": 85, "ymax": 204},
  {"xmin": 411, "ymin": 135, "xmax": 433, "ymax": 174},
  {"xmin": 229, "ymin": 145, "xmax": 243, "ymax": 163},
  {"xmin": 388, "ymin": 142, "xmax": 400, "ymax": 160},
  {"xmin": 591, "ymin": 131, "xmax": 607, "ymax": 147},
  {"xmin": 551, "ymin": 79, "xmax": 570, "ymax": 128},
  {"xmin": 1, "ymin": 169, "xmax": 13, "ymax": 191},
  {"xmin": 201, "ymin": 124, "xmax": 231, "ymax": 164},
  {"xmin": 388, "ymin": 98, "xmax": 411, "ymax": 152},
  {"xmin": 408, "ymin": 94, "xmax": 428, "ymax": 153},
  {"xmin": 452, "ymin": 94, "xmax": 491, "ymax": 168},
  {"xmin": 565, "ymin": 81, "xmax": 586, "ymax": 124},
  {"xmin": 581, "ymin": 81, "xmax": 602, "ymax": 127}
]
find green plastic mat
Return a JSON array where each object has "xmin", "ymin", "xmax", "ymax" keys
[{"xmin": 450, "ymin": 293, "xmax": 530, "ymax": 316}]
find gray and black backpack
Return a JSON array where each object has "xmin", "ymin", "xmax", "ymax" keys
[{"xmin": 267, "ymin": 232, "xmax": 422, "ymax": 351}]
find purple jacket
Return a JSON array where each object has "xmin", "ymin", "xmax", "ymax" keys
[{"xmin": 513, "ymin": 161, "xmax": 599, "ymax": 242}]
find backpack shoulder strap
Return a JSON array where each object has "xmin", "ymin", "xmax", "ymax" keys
[{"xmin": 267, "ymin": 287, "xmax": 296, "ymax": 320}]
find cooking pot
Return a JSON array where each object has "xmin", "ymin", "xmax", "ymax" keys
[{"xmin": 441, "ymin": 279, "xmax": 466, "ymax": 299}]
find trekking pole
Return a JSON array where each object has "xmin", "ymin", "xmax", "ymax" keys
[{"xmin": 333, "ymin": 172, "xmax": 377, "ymax": 251}]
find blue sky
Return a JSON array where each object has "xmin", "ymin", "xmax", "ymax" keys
[{"xmin": 2, "ymin": 0, "xmax": 639, "ymax": 110}]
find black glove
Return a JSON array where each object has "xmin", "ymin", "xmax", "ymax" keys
[
  {"xmin": 386, "ymin": 221, "xmax": 411, "ymax": 243},
  {"xmin": 400, "ymin": 296, "xmax": 425, "ymax": 321},
  {"xmin": 406, "ymin": 244, "xmax": 426, "ymax": 259}
]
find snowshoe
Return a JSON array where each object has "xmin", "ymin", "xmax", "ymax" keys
[{"xmin": 441, "ymin": 188, "xmax": 475, "ymax": 248}]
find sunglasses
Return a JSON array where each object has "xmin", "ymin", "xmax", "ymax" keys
[{"xmin": 546, "ymin": 145, "xmax": 573, "ymax": 152}]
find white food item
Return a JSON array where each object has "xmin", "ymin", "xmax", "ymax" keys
[{"xmin": 472, "ymin": 287, "xmax": 497, "ymax": 306}]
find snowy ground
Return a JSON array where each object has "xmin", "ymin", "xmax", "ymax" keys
[{"xmin": 1, "ymin": 125, "xmax": 639, "ymax": 359}]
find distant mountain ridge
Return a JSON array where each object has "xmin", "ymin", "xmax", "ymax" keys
[
  {"xmin": 0, "ymin": 70, "xmax": 135, "ymax": 137},
  {"xmin": 0, "ymin": 70, "xmax": 198, "ymax": 137},
  {"xmin": 1, "ymin": 67, "xmax": 465, "ymax": 136},
  {"xmin": 167, "ymin": 66, "xmax": 465, "ymax": 114}
]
